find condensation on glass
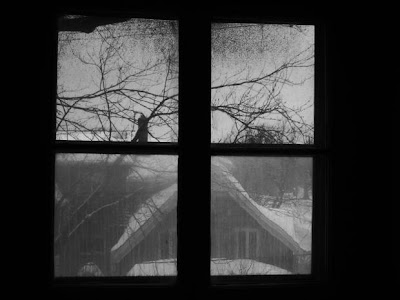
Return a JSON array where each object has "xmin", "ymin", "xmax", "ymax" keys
[
  {"xmin": 57, "ymin": 16, "xmax": 179, "ymax": 142},
  {"xmin": 54, "ymin": 154, "xmax": 178, "ymax": 277},
  {"xmin": 211, "ymin": 156, "xmax": 312, "ymax": 275},
  {"xmin": 211, "ymin": 23, "xmax": 315, "ymax": 144}
]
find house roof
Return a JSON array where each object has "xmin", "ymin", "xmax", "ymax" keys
[
  {"xmin": 110, "ymin": 158, "xmax": 311, "ymax": 265},
  {"xmin": 211, "ymin": 158, "xmax": 312, "ymax": 253},
  {"xmin": 110, "ymin": 183, "xmax": 178, "ymax": 264}
]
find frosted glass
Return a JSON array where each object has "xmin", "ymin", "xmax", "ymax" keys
[
  {"xmin": 211, "ymin": 23, "xmax": 314, "ymax": 144},
  {"xmin": 54, "ymin": 153, "xmax": 177, "ymax": 276},
  {"xmin": 211, "ymin": 156, "xmax": 312, "ymax": 275},
  {"xmin": 57, "ymin": 16, "xmax": 179, "ymax": 142}
]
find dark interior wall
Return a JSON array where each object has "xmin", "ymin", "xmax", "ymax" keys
[{"xmin": 326, "ymin": 8, "xmax": 394, "ymax": 297}]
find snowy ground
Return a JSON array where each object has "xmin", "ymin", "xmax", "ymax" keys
[{"xmin": 126, "ymin": 258, "xmax": 291, "ymax": 276}]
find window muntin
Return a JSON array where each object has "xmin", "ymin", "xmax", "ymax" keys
[
  {"xmin": 57, "ymin": 16, "xmax": 179, "ymax": 142},
  {"xmin": 211, "ymin": 23, "xmax": 314, "ymax": 144}
]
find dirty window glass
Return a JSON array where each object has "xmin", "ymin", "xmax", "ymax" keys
[
  {"xmin": 211, "ymin": 23, "xmax": 314, "ymax": 144},
  {"xmin": 54, "ymin": 154, "xmax": 178, "ymax": 277},
  {"xmin": 211, "ymin": 156, "xmax": 312, "ymax": 275},
  {"xmin": 57, "ymin": 16, "xmax": 179, "ymax": 142}
]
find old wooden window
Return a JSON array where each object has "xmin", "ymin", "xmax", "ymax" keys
[{"xmin": 50, "ymin": 8, "xmax": 328, "ymax": 290}]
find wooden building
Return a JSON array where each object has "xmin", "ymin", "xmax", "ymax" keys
[{"xmin": 110, "ymin": 160, "xmax": 312, "ymax": 276}]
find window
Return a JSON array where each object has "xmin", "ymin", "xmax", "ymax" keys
[
  {"xmin": 50, "ymin": 8, "xmax": 328, "ymax": 289},
  {"xmin": 234, "ymin": 228, "xmax": 259, "ymax": 259}
]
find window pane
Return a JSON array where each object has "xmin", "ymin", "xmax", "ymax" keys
[
  {"xmin": 57, "ymin": 16, "xmax": 179, "ymax": 142},
  {"xmin": 211, "ymin": 156, "xmax": 312, "ymax": 275},
  {"xmin": 211, "ymin": 23, "xmax": 314, "ymax": 144},
  {"xmin": 54, "ymin": 154, "xmax": 178, "ymax": 277}
]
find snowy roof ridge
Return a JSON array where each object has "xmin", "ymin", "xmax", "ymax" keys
[
  {"xmin": 214, "ymin": 166, "xmax": 311, "ymax": 253},
  {"xmin": 110, "ymin": 183, "xmax": 177, "ymax": 263}
]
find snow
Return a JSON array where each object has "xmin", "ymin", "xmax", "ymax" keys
[
  {"xmin": 111, "ymin": 183, "xmax": 178, "ymax": 252},
  {"xmin": 127, "ymin": 259, "xmax": 177, "ymax": 276},
  {"xmin": 211, "ymin": 258, "xmax": 291, "ymax": 275},
  {"xmin": 126, "ymin": 258, "xmax": 291, "ymax": 276},
  {"xmin": 249, "ymin": 200, "xmax": 312, "ymax": 252}
]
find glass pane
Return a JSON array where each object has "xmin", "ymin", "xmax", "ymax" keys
[
  {"xmin": 54, "ymin": 154, "xmax": 178, "ymax": 277},
  {"xmin": 211, "ymin": 23, "xmax": 314, "ymax": 144},
  {"xmin": 211, "ymin": 156, "xmax": 312, "ymax": 275},
  {"xmin": 57, "ymin": 16, "xmax": 179, "ymax": 142}
]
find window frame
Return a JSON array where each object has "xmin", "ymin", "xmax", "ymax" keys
[{"xmin": 47, "ymin": 6, "xmax": 331, "ymax": 293}]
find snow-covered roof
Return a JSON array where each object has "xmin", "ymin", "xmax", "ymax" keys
[
  {"xmin": 111, "ymin": 183, "xmax": 178, "ymax": 263},
  {"xmin": 212, "ymin": 158, "xmax": 312, "ymax": 253},
  {"xmin": 110, "ymin": 159, "xmax": 311, "ymax": 264},
  {"xmin": 126, "ymin": 259, "xmax": 291, "ymax": 276}
]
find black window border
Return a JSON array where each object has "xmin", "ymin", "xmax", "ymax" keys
[{"xmin": 46, "ymin": 6, "xmax": 332, "ymax": 294}]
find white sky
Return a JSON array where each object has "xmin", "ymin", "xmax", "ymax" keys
[
  {"xmin": 57, "ymin": 18, "xmax": 179, "ymax": 142},
  {"xmin": 57, "ymin": 19, "xmax": 314, "ymax": 143},
  {"xmin": 211, "ymin": 24, "xmax": 315, "ymax": 142}
]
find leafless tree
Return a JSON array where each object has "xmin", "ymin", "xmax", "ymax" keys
[
  {"xmin": 211, "ymin": 24, "xmax": 314, "ymax": 144},
  {"xmin": 54, "ymin": 153, "xmax": 177, "ymax": 276},
  {"xmin": 54, "ymin": 17, "xmax": 314, "ymax": 276},
  {"xmin": 57, "ymin": 17, "xmax": 179, "ymax": 142},
  {"xmin": 58, "ymin": 19, "xmax": 313, "ymax": 144}
]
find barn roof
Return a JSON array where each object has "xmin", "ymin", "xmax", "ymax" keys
[
  {"xmin": 110, "ymin": 183, "xmax": 177, "ymax": 264},
  {"xmin": 110, "ymin": 158, "xmax": 311, "ymax": 265}
]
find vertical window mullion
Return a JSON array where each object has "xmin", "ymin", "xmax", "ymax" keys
[{"xmin": 178, "ymin": 13, "xmax": 211, "ymax": 290}]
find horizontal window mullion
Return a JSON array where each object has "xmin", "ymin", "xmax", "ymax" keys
[
  {"xmin": 211, "ymin": 145, "xmax": 327, "ymax": 156},
  {"xmin": 54, "ymin": 141, "xmax": 179, "ymax": 155}
]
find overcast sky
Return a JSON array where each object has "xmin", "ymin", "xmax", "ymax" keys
[
  {"xmin": 57, "ymin": 18, "xmax": 314, "ymax": 143},
  {"xmin": 57, "ymin": 18, "xmax": 179, "ymax": 142},
  {"xmin": 211, "ymin": 24, "xmax": 315, "ymax": 142}
]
